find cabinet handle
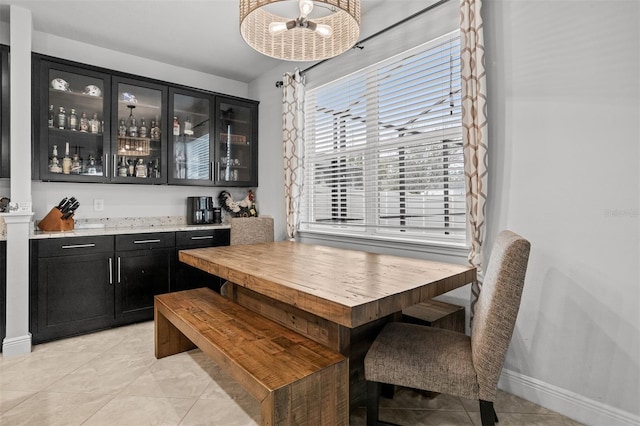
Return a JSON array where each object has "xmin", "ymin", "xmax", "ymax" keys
[
  {"xmin": 213, "ymin": 162, "xmax": 218, "ymax": 181},
  {"xmin": 117, "ymin": 256, "xmax": 121, "ymax": 283},
  {"xmin": 133, "ymin": 239, "xmax": 161, "ymax": 244},
  {"xmin": 112, "ymin": 154, "xmax": 117, "ymax": 178},
  {"xmin": 210, "ymin": 162, "xmax": 214, "ymax": 181},
  {"xmin": 191, "ymin": 235, "xmax": 214, "ymax": 240},
  {"xmin": 104, "ymin": 154, "xmax": 109, "ymax": 178},
  {"xmin": 61, "ymin": 243, "xmax": 96, "ymax": 249},
  {"xmin": 109, "ymin": 257, "xmax": 113, "ymax": 285}
]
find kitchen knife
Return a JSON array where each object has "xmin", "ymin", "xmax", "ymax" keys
[
  {"xmin": 59, "ymin": 200, "xmax": 72, "ymax": 213},
  {"xmin": 62, "ymin": 201, "xmax": 80, "ymax": 219},
  {"xmin": 67, "ymin": 201, "xmax": 80, "ymax": 213},
  {"xmin": 56, "ymin": 197, "xmax": 68, "ymax": 210}
]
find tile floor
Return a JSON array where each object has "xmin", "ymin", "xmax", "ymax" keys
[{"xmin": 0, "ymin": 321, "xmax": 582, "ymax": 426}]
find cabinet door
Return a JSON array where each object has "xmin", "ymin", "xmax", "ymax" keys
[
  {"xmin": 35, "ymin": 253, "xmax": 114, "ymax": 343},
  {"xmin": 168, "ymin": 88, "xmax": 215, "ymax": 185},
  {"xmin": 116, "ymin": 248, "xmax": 173, "ymax": 323},
  {"xmin": 36, "ymin": 59, "xmax": 111, "ymax": 182},
  {"xmin": 215, "ymin": 96, "xmax": 258, "ymax": 187},
  {"xmin": 1, "ymin": 46, "xmax": 9, "ymax": 178},
  {"xmin": 173, "ymin": 229, "xmax": 230, "ymax": 292},
  {"xmin": 111, "ymin": 76, "xmax": 167, "ymax": 184}
]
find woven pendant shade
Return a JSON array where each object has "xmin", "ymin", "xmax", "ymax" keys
[{"xmin": 240, "ymin": 0, "xmax": 360, "ymax": 61}]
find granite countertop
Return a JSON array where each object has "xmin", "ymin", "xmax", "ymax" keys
[{"xmin": 1, "ymin": 216, "xmax": 230, "ymax": 240}]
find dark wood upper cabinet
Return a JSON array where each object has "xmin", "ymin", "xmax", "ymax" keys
[{"xmin": 32, "ymin": 54, "xmax": 258, "ymax": 187}]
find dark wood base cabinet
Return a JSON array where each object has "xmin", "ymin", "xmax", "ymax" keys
[
  {"xmin": 30, "ymin": 229, "xmax": 229, "ymax": 344},
  {"xmin": 30, "ymin": 236, "xmax": 114, "ymax": 343},
  {"xmin": 1, "ymin": 241, "xmax": 6, "ymax": 351},
  {"xmin": 115, "ymin": 233, "xmax": 174, "ymax": 324},
  {"xmin": 173, "ymin": 229, "xmax": 230, "ymax": 293}
]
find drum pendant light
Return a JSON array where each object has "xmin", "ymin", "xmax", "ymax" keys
[{"xmin": 240, "ymin": 0, "xmax": 360, "ymax": 62}]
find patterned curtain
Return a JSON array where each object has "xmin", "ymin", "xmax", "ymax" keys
[
  {"xmin": 282, "ymin": 70, "xmax": 306, "ymax": 240},
  {"xmin": 460, "ymin": 0, "xmax": 489, "ymax": 322}
]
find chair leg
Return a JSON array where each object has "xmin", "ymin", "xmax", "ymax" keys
[
  {"xmin": 367, "ymin": 381, "xmax": 400, "ymax": 426},
  {"xmin": 367, "ymin": 381, "xmax": 380, "ymax": 426},
  {"xmin": 381, "ymin": 383, "xmax": 395, "ymax": 399},
  {"xmin": 479, "ymin": 400, "xmax": 497, "ymax": 426}
]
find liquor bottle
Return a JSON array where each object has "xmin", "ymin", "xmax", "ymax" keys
[
  {"xmin": 118, "ymin": 156, "xmax": 128, "ymax": 177},
  {"xmin": 127, "ymin": 158, "xmax": 135, "ymax": 177},
  {"xmin": 49, "ymin": 144, "xmax": 62, "ymax": 173},
  {"xmin": 89, "ymin": 113, "xmax": 100, "ymax": 134},
  {"xmin": 175, "ymin": 146, "xmax": 186, "ymax": 179},
  {"xmin": 173, "ymin": 116, "xmax": 180, "ymax": 136},
  {"xmin": 48, "ymin": 105, "xmax": 55, "ymax": 128},
  {"xmin": 152, "ymin": 158, "xmax": 160, "ymax": 178},
  {"xmin": 128, "ymin": 117, "xmax": 138, "ymax": 138},
  {"xmin": 62, "ymin": 142, "xmax": 72, "ymax": 174},
  {"xmin": 135, "ymin": 158, "xmax": 147, "ymax": 178},
  {"xmin": 118, "ymin": 119, "xmax": 127, "ymax": 137},
  {"xmin": 150, "ymin": 119, "xmax": 161, "ymax": 140},
  {"xmin": 139, "ymin": 118, "xmax": 148, "ymax": 138},
  {"xmin": 71, "ymin": 151, "xmax": 82, "ymax": 174},
  {"xmin": 68, "ymin": 108, "xmax": 78, "ymax": 131},
  {"xmin": 86, "ymin": 155, "xmax": 97, "ymax": 175},
  {"xmin": 79, "ymin": 112, "xmax": 89, "ymax": 132},
  {"xmin": 184, "ymin": 116, "xmax": 193, "ymax": 136},
  {"xmin": 57, "ymin": 107, "xmax": 66, "ymax": 129}
]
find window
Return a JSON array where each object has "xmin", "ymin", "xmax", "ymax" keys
[{"xmin": 301, "ymin": 31, "xmax": 466, "ymax": 246}]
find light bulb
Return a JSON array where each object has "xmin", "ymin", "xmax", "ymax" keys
[
  {"xmin": 269, "ymin": 21, "xmax": 289, "ymax": 35},
  {"xmin": 315, "ymin": 24, "xmax": 333, "ymax": 38},
  {"xmin": 299, "ymin": 0, "xmax": 314, "ymax": 18}
]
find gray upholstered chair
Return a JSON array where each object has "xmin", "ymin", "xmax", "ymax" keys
[
  {"xmin": 364, "ymin": 230, "xmax": 531, "ymax": 426},
  {"xmin": 229, "ymin": 216, "xmax": 274, "ymax": 246},
  {"xmin": 220, "ymin": 216, "xmax": 274, "ymax": 297}
]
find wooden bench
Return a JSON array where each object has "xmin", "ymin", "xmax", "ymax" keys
[
  {"xmin": 402, "ymin": 299, "xmax": 465, "ymax": 333},
  {"xmin": 154, "ymin": 288, "xmax": 349, "ymax": 425}
]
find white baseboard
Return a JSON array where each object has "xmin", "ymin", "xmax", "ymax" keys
[
  {"xmin": 2, "ymin": 334, "xmax": 32, "ymax": 357},
  {"xmin": 498, "ymin": 368, "xmax": 639, "ymax": 426}
]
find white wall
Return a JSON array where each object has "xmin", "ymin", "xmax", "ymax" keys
[
  {"xmin": 248, "ymin": 63, "xmax": 294, "ymax": 242},
  {"xmin": 484, "ymin": 1, "xmax": 639, "ymax": 423},
  {"xmin": 248, "ymin": 0, "xmax": 640, "ymax": 424}
]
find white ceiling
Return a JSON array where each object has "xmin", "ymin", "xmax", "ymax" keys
[{"xmin": 0, "ymin": 0, "xmax": 436, "ymax": 83}]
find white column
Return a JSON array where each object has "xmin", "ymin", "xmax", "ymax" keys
[
  {"xmin": 2, "ymin": 214, "xmax": 33, "ymax": 355},
  {"xmin": 2, "ymin": 5, "xmax": 33, "ymax": 356}
]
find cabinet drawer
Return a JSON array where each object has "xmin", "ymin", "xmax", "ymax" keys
[
  {"xmin": 37, "ymin": 235, "xmax": 114, "ymax": 258},
  {"xmin": 176, "ymin": 229, "xmax": 230, "ymax": 249},
  {"xmin": 116, "ymin": 232, "xmax": 175, "ymax": 251}
]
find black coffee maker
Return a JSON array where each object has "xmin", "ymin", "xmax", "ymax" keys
[{"xmin": 187, "ymin": 196, "xmax": 220, "ymax": 224}]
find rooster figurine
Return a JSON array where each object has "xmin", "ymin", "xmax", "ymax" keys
[{"xmin": 218, "ymin": 190, "xmax": 258, "ymax": 217}]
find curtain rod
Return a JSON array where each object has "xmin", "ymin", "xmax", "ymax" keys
[{"xmin": 275, "ymin": 0, "xmax": 451, "ymax": 87}]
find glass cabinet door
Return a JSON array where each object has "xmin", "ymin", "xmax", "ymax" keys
[
  {"xmin": 0, "ymin": 46, "xmax": 8, "ymax": 178},
  {"xmin": 111, "ymin": 77, "xmax": 167, "ymax": 183},
  {"xmin": 215, "ymin": 96, "xmax": 258, "ymax": 186},
  {"xmin": 168, "ymin": 89, "xmax": 213, "ymax": 185},
  {"xmin": 39, "ymin": 60, "xmax": 110, "ymax": 182}
]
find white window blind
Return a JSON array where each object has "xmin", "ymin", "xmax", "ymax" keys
[{"xmin": 301, "ymin": 31, "xmax": 465, "ymax": 245}]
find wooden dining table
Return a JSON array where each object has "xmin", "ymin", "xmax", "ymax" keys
[{"xmin": 179, "ymin": 240, "xmax": 476, "ymax": 408}]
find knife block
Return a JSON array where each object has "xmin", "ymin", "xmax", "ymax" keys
[{"xmin": 38, "ymin": 207, "xmax": 74, "ymax": 232}]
